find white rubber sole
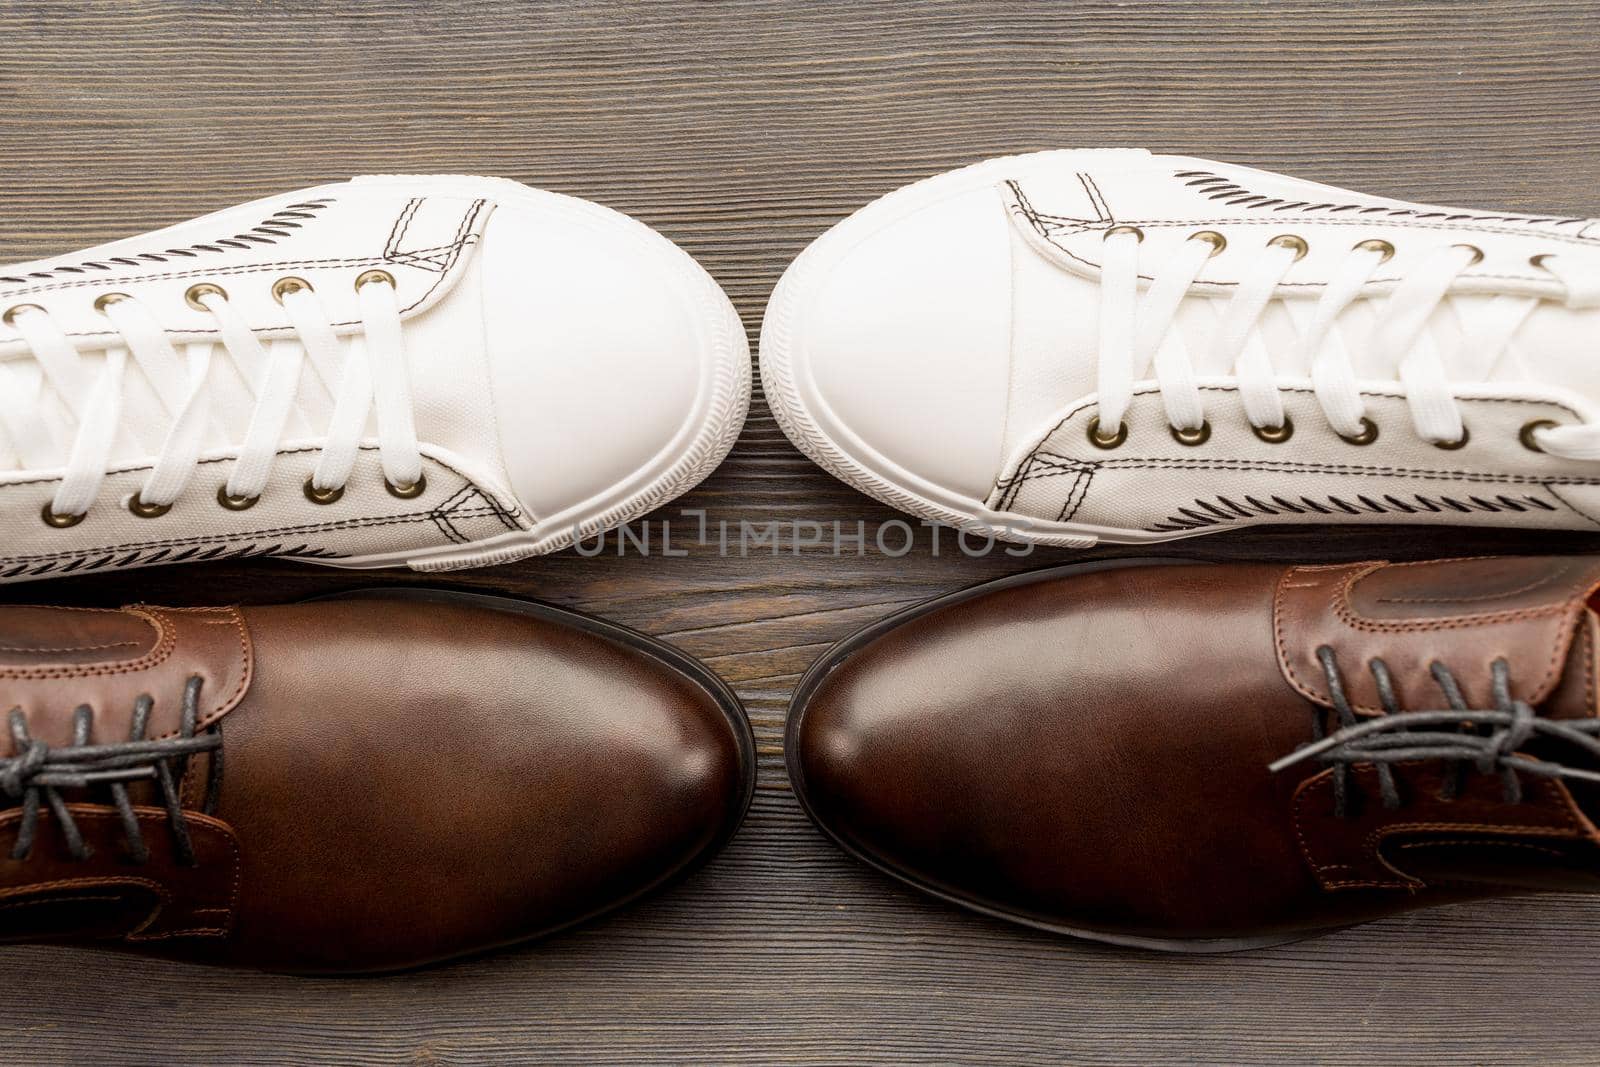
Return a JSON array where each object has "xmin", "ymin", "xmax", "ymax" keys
[
  {"xmin": 760, "ymin": 148, "xmax": 1189, "ymax": 550},
  {"xmin": 328, "ymin": 177, "xmax": 752, "ymax": 573}
]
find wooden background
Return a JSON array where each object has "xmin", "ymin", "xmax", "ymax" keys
[{"xmin": 3, "ymin": 1, "xmax": 1600, "ymax": 1062}]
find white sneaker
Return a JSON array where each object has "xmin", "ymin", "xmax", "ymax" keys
[
  {"xmin": 0, "ymin": 175, "xmax": 748, "ymax": 581},
  {"xmin": 761, "ymin": 149, "xmax": 1600, "ymax": 545}
]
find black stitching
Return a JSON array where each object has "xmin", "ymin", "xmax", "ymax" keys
[
  {"xmin": 1006, "ymin": 386, "xmax": 1589, "ymax": 485},
  {"xmin": 1, "ymin": 542, "xmax": 344, "ymax": 579},
  {"xmin": 0, "ymin": 447, "xmax": 525, "ymax": 564},
  {"xmin": 1171, "ymin": 170, "xmax": 1586, "ymax": 228},
  {"xmin": 0, "ymin": 201, "xmax": 334, "ymax": 286},
  {"xmin": 1146, "ymin": 491, "xmax": 1558, "ymax": 532}
]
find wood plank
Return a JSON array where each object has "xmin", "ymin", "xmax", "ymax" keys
[{"xmin": 2, "ymin": 1, "xmax": 1600, "ymax": 1062}]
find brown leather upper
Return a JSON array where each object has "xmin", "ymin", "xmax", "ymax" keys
[
  {"xmin": 0, "ymin": 605, "xmax": 251, "ymax": 745},
  {"xmin": 0, "ymin": 592, "xmax": 752, "ymax": 972},
  {"xmin": 790, "ymin": 555, "xmax": 1600, "ymax": 945}
]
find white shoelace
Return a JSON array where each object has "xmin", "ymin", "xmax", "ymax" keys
[
  {"xmin": 0, "ymin": 276, "xmax": 423, "ymax": 521},
  {"xmin": 1093, "ymin": 228, "xmax": 1600, "ymax": 458}
]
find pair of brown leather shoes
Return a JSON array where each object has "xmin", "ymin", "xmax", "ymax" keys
[
  {"xmin": 9, "ymin": 554, "xmax": 1598, "ymax": 971},
  {"xmin": 790, "ymin": 555, "xmax": 1600, "ymax": 950},
  {"xmin": 0, "ymin": 589, "xmax": 754, "ymax": 973}
]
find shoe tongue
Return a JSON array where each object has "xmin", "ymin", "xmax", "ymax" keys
[
  {"xmin": 0, "ymin": 606, "xmax": 159, "ymax": 670},
  {"xmin": 1499, "ymin": 299, "xmax": 1600, "ymax": 411},
  {"xmin": 1274, "ymin": 557, "xmax": 1600, "ymax": 718}
]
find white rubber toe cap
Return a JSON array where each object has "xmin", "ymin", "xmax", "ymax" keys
[
  {"xmin": 480, "ymin": 190, "xmax": 748, "ymax": 524},
  {"xmin": 766, "ymin": 181, "xmax": 1014, "ymax": 504}
]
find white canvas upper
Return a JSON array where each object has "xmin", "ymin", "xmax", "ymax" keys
[
  {"xmin": 0, "ymin": 175, "xmax": 749, "ymax": 581},
  {"xmin": 760, "ymin": 149, "xmax": 1600, "ymax": 545}
]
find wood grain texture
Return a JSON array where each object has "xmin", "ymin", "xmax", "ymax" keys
[{"xmin": 3, "ymin": 1, "xmax": 1600, "ymax": 1063}]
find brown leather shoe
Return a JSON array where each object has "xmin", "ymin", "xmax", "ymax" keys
[
  {"xmin": 789, "ymin": 556, "xmax": 1600, "ymax": 950},
  {"xmin": 0, "ymin": 588, "xmax": 754, "ymax": 972}
]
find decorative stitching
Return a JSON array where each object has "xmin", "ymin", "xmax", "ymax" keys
[
  {"xmin": 1337, "ymin": 556, "xmax": 1595, "ymax": 634},
  {"xmin": 0, "ymin": 244, "xmax": 463, "ymax": 303},
  {"xmin": 125, "ymin": 811, "xmax": 239, "ymax": 940},
  {"xmin": 136, "ymin": 607, "xmax": 251, "ymax": 734},
  {"xmin": 1392, "ymin": 839, "xmax": 1567, "ymax": 858},
  {"xmin": 0, "ymin": 197, "xmax": 486, "ymax": 353},
  {"xmin": 0, "ymin": 200, "xmax": 335, "ymax": 286},
  {"xmin": 0, "ymin": 610, "xmax": 174, "ymax": 681},
  {"xmin": 1146, "ymin": 490, "xmax": 1558, "ymax": 532},
  {"xmin": 0, "ymin": 640, "xmax": 140, "ymax": 654},
  {"xmin": 1273, "ymin": 560, "xmax": 1590, "ymax": 717},
  {"xmin": 0, "ymin": 875, "xmax": 168, "ymax": 936},
  {"xmin": 0, "ymin": 447, "xmax": 522, "ymax": 570},
  {"xmin": 1292, "ymin": 765, "xmax": 1585, "ymax": 891},
  {"xmin": 1004, "ymin": 174, "xmax": 1597, "ymax": 295},
  {"xmin": 1543, "ymin": 484, "xmax": 1600, "ymax": 529},
  {"xmin": 1171, "ymin": 170, "xmax": 1590, "ymax": 229},
  {"xmin": 1001, "ymin": 385, "xmax": 1591, "ymax": 494},
  {"xmin": 1372, "ymin": 560, "xmax": 1573, "ymax": 605}
]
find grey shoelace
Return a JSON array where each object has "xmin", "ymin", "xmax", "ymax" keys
[
  {"xmin": 1269, "ymin": 645, "xmax": 1600, "ymax": 816},
  {"xmin": 0, "ymin": 676, "xmax": 223, "ymax": 865}
]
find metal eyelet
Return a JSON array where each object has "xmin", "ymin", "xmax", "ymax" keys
[
  {"xmin": 1267, "ymin": 234, "xmax": 1309, "ymax": 260},
  {"xmin": 1086, "ymin": 416, "xmax": 1127, "ymax": 449},
  {"xmin": 304, "ymin": 478, "xmax": 345, "ymax": 505},
  {"xmin": 271, "ymin": 276, "xmax": 312, "ymax": 304},
  {"xmin": 1432, "ymin": 426, "xmax": 1470, "ymax": 450},
  {"xmin": 93, "ymin": 292, "xmax": 132, "ymax": 313},
  {"xmin": 40, "ymin": 503, "xmax": 84, "ymax": 529},
  {"xmin": 1188, "ymin": 231, "xmax": 1226, "ymax": 257},
  {"xmin": 1252, "ymin": 416, "xmax": 1294, "ymax": 444},
  {"xmin": 1169, "ymin": 421, "xmax": 1211, "ymax": 446},
  {"xmin": 385, "ymin": 473, "xmax": 427, "ymax": 500},
  {"xmin": 2, "ymin": 303, "xmax": 45, "ymax": 327},
  {"xmin": 1352, "ymin": 239, "xmax": 1395, "ymax": 263},
  {"xmin": 217, "ymin": 485, "xmax": 260, "ymax": 511},
  {"xmin": 1103, "ymin": 225, "xmax": 1144, "ymax": 243},
  {"xmin": 185, "ymin": 283, "xmax": 228, "ymax": 311},
  {"xmin": 1519, "ymin": 419, "xmax": 1558, "ymax": 453},
  {"xmin": 1452, "ymin": 244, "xmax": 1485, "ymax": 266},
  {"xmin": 128, "ymin": 496, "xmax": 171, "ymax": 519},
  {"xmin": 1337, "ymin": 417, "xmax": 1379, "ymax": 446},
  {"xmin": 355, "ymin": 269, "xmax": 396, "ymax": 291}
]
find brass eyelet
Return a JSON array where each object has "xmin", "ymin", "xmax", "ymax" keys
[
  {"xmin": 93, "ymin": 292, "xmax": 132, "ymax": 313},
  {"xmin": 1251, "ymin": 416, "xmax": 1294, "ymax": 444},
  {"xmin": 185, "ymin": 283, "xmax": 228, "ymax": 311},
  {"xmin": 217, "ymin": 485, "xmax": 260, "ymax": 511},
  {"xmin": 127, "ymin": 495, "xmax": 171, "ymax": 519},
  {"xmin": 40, "ymin": 503, "xmax": 84, "ymax": 529},
  {"xmin": 2, "ymin": 303, "xmax": 45, "ymax": 327},
  {"xmin": 1432, "ymin": 426, "xmax": 1470, "ymax": 450},
  {"xmin": 1169, "ymin": 421, "xmax": 1211, "ymax": 446},
  {"xmin": 1452, "ymin": 244, "xmax": 1485, "ymax": 266},
  {"xmin": 271, "ymin": 276, "xmax": 312, "ymax": 304},
  {"xmin": 1337, "ymin": 417, "xmax": 1379, "ymax": 446},
  {"xmin": 355, "ymin": 269, "xmax": 396, "ymax": 291},
  {"xmin": 1519, "ymin": 418, "xmax": 1559, "ymax": 453},
  {"xmin": 385, "ymin": 473, "xmax": 427, "ymax": 500},
  {"xmin": 1103, "ymin": 225, "xmax": 1144, "ymax": 243},
  {"xmin": 1188, "ymin": 231, "xmax": 1226, "ymax": 257},
  {"xmin": 304, "ymin": 478, "xmax": 345, "ymax": 505},
  {"xmin": 1267, "ymin": 234, "xmax": 1309, "ymax": 261},
  {"xmin": 1352, "ymin": 238, "xmax": 1395, "ymax": 263},
  {"xmin": 1086, "ymin": 416, "xmax": 1127, "ymax": 450}
]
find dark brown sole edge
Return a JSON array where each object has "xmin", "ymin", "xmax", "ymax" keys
[
  {"xmin": 784, "ymin": 556, "xmax": 1346, "ymax": 955},
  {"xmin": 294, "ymin": 585, "xmax": 759, "ymax": 976}
]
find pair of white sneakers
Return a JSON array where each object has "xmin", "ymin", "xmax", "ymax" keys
[{"xmin": 4, "ymin": 151, "xmax": 1598, "ymax": 582}]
